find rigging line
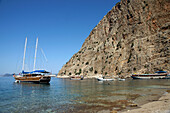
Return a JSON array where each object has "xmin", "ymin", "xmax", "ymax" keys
[
  {"xmin": 40, "ymin": 48, "xmax": 48, "ymax": 62},
  {"xmin": 16, "ymin": 56, "xmax": 22, "ymax": 74}
]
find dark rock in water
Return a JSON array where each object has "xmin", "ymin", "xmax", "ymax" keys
[{"xmin": 58, "ymin": 0, "xmax": 170, "ymax": 78}]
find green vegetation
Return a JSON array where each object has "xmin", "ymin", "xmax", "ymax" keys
[
  {"xmin": 75, "ymin": 69, "xmax": 82, "ymax": 75},
  {"xmin": 116, "ymin": 41, "xmax": 121, "ymax": 50},
  {"xmin": 106, "ymin": 56, "xmax": 108, "ymax": 59},
  {"xmin": 79, "ymin": 69, "xmax": 82, "ymax": 74},
  {"xmin": 133, "ymin": 67, "xmax": 136, "ymax": 71},
  {"xmin": 117, "ymin": 41, "xmax": 121, "ymax": 47},
  {"xmin": 118, "ymin": 71, "xmax": 122, "ymax": 75},
  {"xmin": 89, "ymin": 67, "xmax": 93, "ymax": 72},
  {"xmin": 131, "ymin": 43, "xmax": 134, "ymax": 48},
  {"xmin": 94, "ymin": 70, "xmax": 98, "ymax": 74},
  {"xmin": 64, "ymin": 70, "xmax": 66, "ymax": 74},
  {"xmin": 127, "ymin": 53, "xmax": 132, "ymax": 63},
  {"xmin": 85, "ymin": 62, "xmax": 89, "ymax": 65},
  {"xmin": 94, "ymin": 42, "xmax": 98, "ymax": 44},
  {"xmin": 115, "ymin": 66, "xmax": 118, "ymax": 71},
  {"xmin": 144, "ymin": 65, "xmax": 148, "ymax": 68},
  {"xmin": 74, "ymin": 69, "xmax": 77, "ymax": 74}
]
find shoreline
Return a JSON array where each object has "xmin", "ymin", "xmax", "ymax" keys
[
  {"xmin": 98, "ymin": 92, "xmax": 170, "ymax": 113},
  {"xmin": 57, "ymin": 74, "xmax": 103, "ymax": 79},
  {"xmin": 120, "ymin": 92, "xmax": 170, "ymax": 113},
  {"xmin": 57, "ymin": 76, "xmax": 170, "ymax": 113}
]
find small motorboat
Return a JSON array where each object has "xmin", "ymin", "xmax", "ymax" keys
[
  {"xmin": 70, "ymin": 75, "xmax": 84, "ymax": 80},
  {"xmin": 97, "ymin": 77, "xmax": 114, "ymax": 81},
  {"xmin": 118, "ymin": 78, "xmax": 125, "ymax": 81}
]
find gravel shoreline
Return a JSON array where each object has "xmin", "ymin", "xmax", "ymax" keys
[
  {"xmin": 97, "ymin": 92, "xmax": 170, "ymax": 113},
  {"xmin": 120, "ymin": 92, "xmax": 170, "ymax": 113}
]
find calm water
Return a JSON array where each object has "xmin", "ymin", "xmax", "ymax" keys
[{"xmin": 0, "ymin": 77, "xmax": 170, "ymax": 113}]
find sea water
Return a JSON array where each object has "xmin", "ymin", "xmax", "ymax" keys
[{"xmin": 0, "ymin": 77, "xmax": 170, "ymax": 113}]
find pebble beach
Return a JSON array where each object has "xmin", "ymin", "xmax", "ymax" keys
[{"xmin": 121, "ymin": 92, "xmax": 170, "ymax": 113}]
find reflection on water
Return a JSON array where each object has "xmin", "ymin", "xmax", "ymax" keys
[
  {"xmin": 14, "ymin": 82, "xmax": 50, "ymax": 87},
  {"xmin": 0, "ymin": 77, "xmax": 170, "ymax": 112}
]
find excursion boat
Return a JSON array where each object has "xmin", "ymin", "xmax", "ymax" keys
[
  {"xmin": 13, "ymin": 37, "xmax": 51, "ymax": 83},
  {"xmin": 131, "ymin": 71, "xmax": 168, "ymax": 79},
  {"xmin": 163, "ymin": 74, "xmax": 170, "ymax": 79},
  {"xmin": 70, "ymin": 75, "xmax": 84, "ymax": 80},
  {"xmin": 14, "ymin": 70, "xmax": 51, "ymax": 83}
]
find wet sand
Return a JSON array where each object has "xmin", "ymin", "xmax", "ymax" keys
[{"xmin": 120, "ymin": 92, "xmax": 170, "ymax": 113}]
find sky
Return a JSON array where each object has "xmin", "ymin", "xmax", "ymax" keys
[{"xmin": 0, "ymin": 0, "xmax": 120, "ymax": 75}]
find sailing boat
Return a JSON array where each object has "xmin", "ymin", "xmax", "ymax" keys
[{"xmin": 13, "ymin": 37, "xmax": 51, "ymax": 83}]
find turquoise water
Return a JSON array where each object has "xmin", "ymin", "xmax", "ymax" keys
[{"xmin": 0, "ymin": 77, "xmax": 170, "ymax": 113}]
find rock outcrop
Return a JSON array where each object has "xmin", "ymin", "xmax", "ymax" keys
[{"xmin": 58, "ymin": 0, "xmax": 170, "ymax": 78}]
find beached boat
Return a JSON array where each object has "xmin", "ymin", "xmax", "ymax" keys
[
  {"xmin": 131, "ymin": 71, "xmax": 168, "ymax": 79},
  {"xmin": 70, "ymin": 75, "xmax": 84, "ymax": 80},
  {"xmin": 13, "ymin": 37, "xmax": 51, "ymax": 83}
]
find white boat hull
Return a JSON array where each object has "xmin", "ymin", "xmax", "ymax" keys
[
  {"xmin": 118, "ymin": 78, "xmax": 125, "ymax": 81},
  {"xmin": 97, "ymin": 78, "xmax": 114, "ymax": 81},
  {"xmin": 131, "ymin": 75, "xmax": 167, "ymax": 79},
  {"xmin": 48, "ymin": 74, "xmax": 56, "ymax": 77}
]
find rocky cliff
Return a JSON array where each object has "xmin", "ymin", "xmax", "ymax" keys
[{"xmin": 58, "ymin": 0, "xmax": 170, "ymax": 78}]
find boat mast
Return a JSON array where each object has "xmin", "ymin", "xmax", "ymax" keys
[
  {"xmin": 22, "ymin": 37, "xmax": 27, "ymax": 72},
  {"xmin": 33, "ymin": 37, "xmax": 38, "ymax": 71}
]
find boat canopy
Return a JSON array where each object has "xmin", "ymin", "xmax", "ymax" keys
[
  {"xmin": 33, "ymin": 70, "xmax": 50, "ymax": 73},
  {"xmin": 155, "ymin": 71, "xmax": 167, "ymax": 73},
  {"xmin": 22, "ymin": 70, "xmax": 50, "ymax": 74},
  {"xmin": 22, "ymin": 71, "xmax": 33, "ymax": 74}
]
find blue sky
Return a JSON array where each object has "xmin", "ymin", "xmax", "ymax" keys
[{"xmin": 0, "ymin": 0, "xmax": 120, "ymax": 74}]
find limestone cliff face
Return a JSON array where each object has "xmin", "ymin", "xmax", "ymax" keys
[{"xmin": 58, "ymin": 0, "xmax": 170, "ymax": 78}]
